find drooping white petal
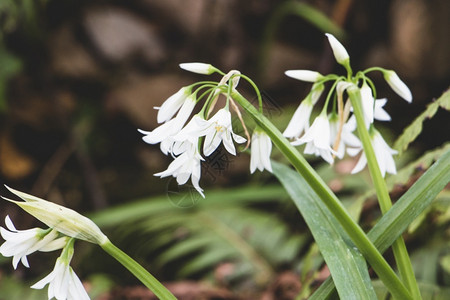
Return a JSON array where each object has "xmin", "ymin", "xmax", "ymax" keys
[
  {"xmin": 283, "ymin": 98, "xmax": 313, "ymax": 139},
  {"xmin": 139, "ymin": 96, "xmax": 197, "ymax": 153},
  {"xmin": 360, "ymin": 83, "xmax": 375, "ymax": 128},
  {"xmin": 351, "ymin": 151, "xmax": 367, "ymax": 174},
  {"xmin": 68, "ymin": 268, "xmax": 90, "ymax": 300},
  {"xmin": 285, "ymin": 70, "xmax": 323, "ymax": 82},
  {"xmin": 350, "ymin": 129, "xmax": 397, "ymax": 176},
  {"xmin": 373, "ymin": 99, "xmax": 391, "ymax": 121},
  {"xmin": 325, "ymin": 33, "xmax": 350, "ymax": 65},
  {"xmin": 383, "ymin": 70, "xmax": 412, "ymax": 102},
  {"xmin": 155, "ymin": 87, "xmax": 190, "ymax": 123},
  {"xmin": 372, "ymin": 131, "xmax": 398, "ymax": 176}
]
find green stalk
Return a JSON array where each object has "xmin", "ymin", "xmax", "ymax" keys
[
  {"xmin": 100, "ymin": 239, "xmax": 177, "ymax": 300},
  {"xmin": 347, "ymin": 86, "xmax": 421, "ymax": 299},
  {"xmin": 231, "ymin": 90, "xmax": 412, "ymax": 299}
]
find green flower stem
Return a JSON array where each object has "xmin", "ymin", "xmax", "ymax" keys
[
  {"xmin": 347, "ymin": 86, "xmax": 421, "ymax": 300},
  {"xmin": 100, "ymin": 238, "xmax": 177, "ymax": 300},
  {"xmin": 231, "ymin": 90, "xmax": 412, "ymax": 300}
]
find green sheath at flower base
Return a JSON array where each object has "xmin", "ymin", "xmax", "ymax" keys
[{"xmin": 2, "ymin": 186, "xmax": 107, "ymax": 245}]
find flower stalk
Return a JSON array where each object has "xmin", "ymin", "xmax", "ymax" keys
[
  {"xmin": 347, "ymin": 86, "xmax": 421, "ymax": 299},
  {"xmin": 100, "ymin": 239, "xmax": 177, "ymax": 300},
  {"xmin": 231, "ymin": 89, "xmax": 412, "ymax": 300}
]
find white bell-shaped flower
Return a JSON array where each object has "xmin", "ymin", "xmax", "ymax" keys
[
  {"xmin": 31, "ymin": 241, "xmax": 90, "ymax": 300},
  {"xmin": 250, "ymin": 129, "xmax": 273, "ymax": 173},
  {"xmin": 201, "ymin": 108, "xmax": 246, "ymax": 156},
  {"xmin": 154, "ymin": 87, "xmax": 191, "ymax": 123},
  {"xmin": 351, "ymin": 129, "xmax": 398, "ymax": 177},
  {"xmin": 283, "ymin": 83, "xmax": 324, "ymax": 139},
  {"xmin": 293, "ymin": 112, "xmax": 337, "ymax": 164},
  {"xmin": 0, "ymin": 215, "xmax": 68, "ymax": 269},
  {"xmin": 139, "ymin": 95, "xmax": 197, "ymax": 152},
  {"xmin": 154, "ymin": 140, "xmax": 204, "ymax": 197}
]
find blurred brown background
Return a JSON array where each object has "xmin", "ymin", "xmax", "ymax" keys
[{"xmin": 0, "ymin": 0, "xmax": 449, "ymax": 298}]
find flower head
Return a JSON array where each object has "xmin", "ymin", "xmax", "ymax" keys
[
  {"xmin": 383, "ymin": 70, "xmax": 412, "ymax": 102},
  {"xmin": 325, "ymin": 33, "xmax": 349, "ymax": 66},
  {"xmin": 179, "ymin": 63, "xmax": 217, "ymax": 75},
  {"xmin": 0, "ymin": 215, "xmax": 68, "ymax": 269},
  {"xmin": 2, "ymin": 186, "xmax": 107, "ymax": 245},
  {"xmin": 250, "ymin": 128, "xmax": 272, "ymax": 173}
]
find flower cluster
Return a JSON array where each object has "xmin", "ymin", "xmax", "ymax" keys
[
  {"xmin": 0, "ymin": 186, "xmax": 102, "ymax": 300},
  {"xmin": 283, "ymin": 33, "xmax": 412, "ymax": 176},
  {"xmin": 139, "ymin": 63, "xmax": 273, "ymax": 197}
]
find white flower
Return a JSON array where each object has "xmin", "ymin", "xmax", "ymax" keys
[
  {"xmin": 325, "ymin": 33, "xmax": 349, "ymax": 66},
  {"xmin": 292, "ymin": 112, "xmax": 336, "ymax": 164},
  {"xmin": 154, "ymin": 87, "xmax": 191, "ymax": 123},
  {"xmin": 285, "ymin": 70, "xmax": 323, "ymax": 83},
  {"xmin": 351, "ymin": 129, "xmax": 398, "ymax": 176},
  {"xmin": 179, "ymin": 63, "xmax": 216, "ymax": 75},
  {"xmin": 360, "ymin": 83, "xmax": 375, "ymax": 128},
  {"xmin": 329, "ymin": 114, "xmax": 361, "ymax": 159},
  {"xmin": 283, "ymin": 98, "xmax": 314, "ymax": 139},
  {"xmin": 250, "ymin": 129, "xmax": 272, "ymax": 173},
  {"xmin": 154, "ymin": 141, "xmax": 205, "ymax": 197},
  {"xmin": 139, "ymin": 95, "xmax": 197, "ymax": 153},
  {"xmin": 283, "ymin": 83, "xmax": 324, "ymax": 139},
  {"xmin": 201, "ymin": 108, "xmax": 246, "ymax": 156},
  {"xmin": 383, "ymin": 70, "xmax": 412, "ymax": 102},
  {"xmin": 2, "ymin": 186, "xmax": 107, "ymax": 245},
  {"xmin": 31, "ymin": 257, "xmax": 90, "ymax": 300},
  {"xmin": 0, "ymin": 215, "xmax": 68, "ymax": 269},
  {"xmin": 173, "ymin": 114, "xmax": 209, "ymax": 145}
]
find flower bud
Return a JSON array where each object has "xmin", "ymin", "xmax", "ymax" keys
[
  {"xmin": 285, "ymin": 70, "xmax": 323, "ymax": 83},
  {"xmin": 3, "ymin": 186, "xmax": 107, "ymax": 245},
  {"xmin": 179, "ymin": 62, "xmax": 216, "ymax": 75},
  {"xmin": 325, "ymin": 33, "xmax": 350, "ymax": 66},
  {"xmin": 383, "ymin": 70, "xmax": 412, "ymax": 102}
]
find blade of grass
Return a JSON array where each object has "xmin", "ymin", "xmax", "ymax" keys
[{"xmin": 272, "ymin": 161, "xmax": 377, "ymax": 300}]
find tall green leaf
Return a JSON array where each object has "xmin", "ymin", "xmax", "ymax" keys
[
  {"xmin": 310, "ymin": 148, "xmax": 450, "ymax": 299},
  {"xmin": 272, "ymin": 161, "xmax": 377, "ymax": 300}
]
